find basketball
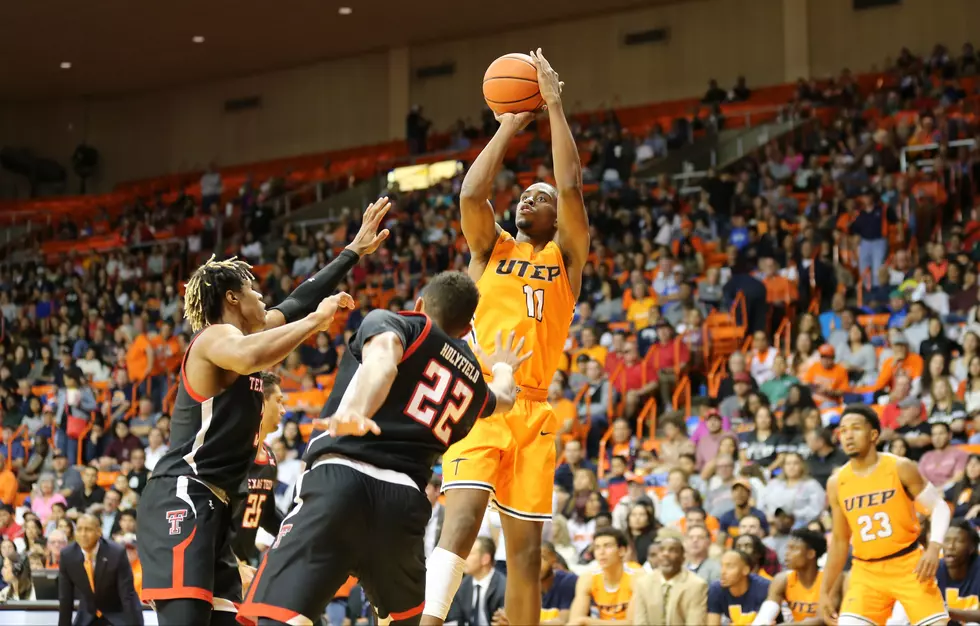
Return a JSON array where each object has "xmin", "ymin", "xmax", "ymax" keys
[{"xmin": 482, "ymin": 53, "xmax": 543, "ymax": 115}]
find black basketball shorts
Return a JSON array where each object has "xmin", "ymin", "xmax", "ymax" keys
[
  {"xmin": 237, "ymin": 456, "xmax": 431, "ymax": 625},
  {"xmin": 138, "ymin": 475, "xmax": 242, "ymax": 612}
]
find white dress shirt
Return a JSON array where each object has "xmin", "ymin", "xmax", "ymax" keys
[{"xmin": 471, "ymin": 570, "xmax": 494, "ymax": 626}]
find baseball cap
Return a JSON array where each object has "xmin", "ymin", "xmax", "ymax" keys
[
  {"xmin": 889, "ymin": 289, "xmax": 906, "ymax": 300},
  {"xmin": 731, "ymin": 477, "xmax": 752, "ymax": 492},
  {"xmin": 734, "ymin": 372, "xmax": 752, "ymax": 384},
  {"xmin": 818, "ymin": 344, "xmax": 835, "ymax": 358},
  {"xmin": 704, "ymin": 409, "xmax": 722, "ymax": 421}
]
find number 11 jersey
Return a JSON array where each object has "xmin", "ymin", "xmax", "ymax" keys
[
  {"xmin": 304, "ymin": 310, "xmax": 496, "ymax": 491},
  {"xmin": 837, "ymin": 452, "xmax": 920, "ymax": 560},
  {"xmin": 472, "ymin": 230, "xmax": 575, "ymax": 396}
]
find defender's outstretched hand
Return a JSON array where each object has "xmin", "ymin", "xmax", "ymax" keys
[
  {"xmin": 313, "ymin": 292, "xmax": 355, "ymax": 331},
  {"xmin": 347, "ymin": 196, "xmax": 392, "ymax": 256},
  {"xmin": 474, "ymin": 330, "xmax": 533, "ymax": 372}
]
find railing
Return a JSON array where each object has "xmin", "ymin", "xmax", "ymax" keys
[
  {"xmin": 773, "ymin": 317, "xmax": 792, "ymax": 356},
  {"xmin": 672, "ymin": 376, "xmax": 692, "ymax": 417},
  {"xmin": 900, "ymin": 139, "xmax": 976, "ymax": 172},
  {"xmin": 596, "ymin": 426, "xmax": 614, "ymax": 480},
  {"xmin": 636, "ymin": 396, "xmax": 659, "ymax": 442}
]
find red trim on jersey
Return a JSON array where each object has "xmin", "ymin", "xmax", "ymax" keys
[
  {"xmin": 253, "ymin": 443, "xmax": 276, "ymax": 466},
  {"xmin": 398, "ymin": 312, "xmax": 432, "ymax": 362},
  {"xmin": 390, "ymin": 602, "xmax": 425, "ymax": 620},
  {"xmin": 140, "ymin": 526, "xmax": 213, "ymax": 603},
  {"xmin": 476, "ymin": 388, "xmax": 490, "ymax": 419},
  {"xmin": 243, "ymin": 552, "xmax": 269, "ymax": 605},
  {"xmin": 237, "ymin": 602, "xmax": 306, "ymax": 625},
  {"xmin": 180, "ymin": 332, "xmax": 208, "ymax": 403}
]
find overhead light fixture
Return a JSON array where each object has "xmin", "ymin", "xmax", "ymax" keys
[
  {"xmin": 338, "ymin": 7, "xmax": 353, "ymax": 15},
  {"xmin": 192, "ymin": 35, "xmax": 205, "ymax": 43},
  {"xmin": 60, "ymin": 61, "xmax": 72, "ymax": 69}
]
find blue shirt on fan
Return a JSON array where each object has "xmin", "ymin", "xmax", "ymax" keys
[
  {"xmin": 708, "ymin": 574, "xmax": 772, "ymax": 624},
  {"xmin": 937, "ymin": 554, "xmax": 980, "ymax": 613}
]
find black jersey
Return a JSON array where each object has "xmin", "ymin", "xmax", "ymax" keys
[
  {"xmin": 304, "ymin": 310, "xmax": 496, "ymax": 490},
  {"xmin": 151, "ymin": 329, "xmax": 265, "ymax": 496},
  {"xmin": 231, "ymin": 443, "xmax": 282, "ymax": 562}
]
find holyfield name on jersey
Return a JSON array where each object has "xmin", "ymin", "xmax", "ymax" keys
[
  {"xmin": 494, "ymin": 259, "xmax": 561, "ymax": 282},
  {"xmin": 842, "ymin": 489, "xmax": 897, "ymax": 512},
  {"xmin": 438, "ymin": 343, "xmax": 481, "ymax": 383}
]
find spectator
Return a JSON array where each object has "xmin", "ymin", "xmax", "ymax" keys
[
  {"xmin": 738, "ymin": 406, "xmax": 785, "ymax": 474},
  {"xmin": 694, "ymin": 410, "xmax": 730, "ymax": 471},
  {"xmin": 445, "ymin": 537, "xmax": 505, "ymax": 626},
  {"xmin": 747, "ymin": 331, "xmax": 778, "ymax": 385},
  {"xmin": 719, "ymin": 373, "xmax": 753, "ymax": 421},
  {"xmin": 763, "ymin": 508, "xmax": 796, "ymax": 567},
  {"xmin": 920, "ymin": 422, "xmax": 970, "ymax": 488},
  {"xmin": 67, "ymin": 466, "xmax": 105, "ymax": 517},
  {"xmin": 406, "ymin": 105, "xmax": 432, "ymax": 155},
  {"xmin": 757, "ymin": 452, "xmax": 825, "ymax": 526},
  {"xmin": 734, "ymin": 518, "xmax": 780, "ymax": 577},
  {"xmin": 100, "ymin": 489, "xmax": 123, "ymax": 539},
  {"xmin": 630, "ymin": 535, "xmax": 708, "ymax": 625},
  {"xmin": 31, "ymin": 473, "xmax": 67, "ymax": 526},
  {"xmin": 703, "ymin": 80, "xmax": 727, "ymax": 104},
  {"xmin": 46, "ymin": 529, "xmax": 68, "ymax": 569},
  {"xmin": 200, "ymin": 162, "xmax": 223, "ymax": 211},
  {"xmin": 554, "ymin": 440, "xmax": 597, "ymax": 495},
  {"xmin": 804, "ymin": 427, "xmax": 849, "ymax": 488},
  {"xmin": 684, "ymin": 523, "xmax": 721, "ymax": 585},
  {"xmin": 611, "ymin": 476, "xmax": 654, "ymax": 532},
  {"xmin": 626, "ymin": 501, "xmax": 659, "ymax": 566},
  {"xmin": 0, "ymin": 457, "xmax": 17, "ymax": 506},
  {"xmin": 717, "ymin": 478, "xmax": 769, "ymax": 544},
  {"xmin": 540, "ymin": 541, "xmax": 577, "ymax": 624},
  {"xmin": 104, "ymin": 420, "xmax": 142, "ymax": 463},
  {"xmin": 51, "ymin": 451, "xmax": 83, "ymax": 498},
  {"xmin": 837, "ymin": 323, "xmax": 878, "ymax": 388},
  {"xmin": 143, "ymin": 428, "xmax": 168, "ymax": 471},
  {"xmin": 128, "ymin": 399, "xmax": 158, "ymax": 445},
  {"xmin": 759, "ymin": 355, "xmax": 799, "ymax": 408},
  {"xmin": 801, "ymin": 344, "xmax": 849, "ymax": 407},
  {"xmin": 0, "ymin": 505, "xmax": 23, "ymax": 543},
  {"xmin": 57, "ymin": 513, "xmax": 143, "ymax": 626},
  {"xmin": 730, "ymin": 76, "xmax": 751, "ymax": 102},
  {"xmin": 126, "ymin": 448, "xmax": 149, "ymax": 496},
  {"xmin": 570, "ymin": 529, "xmax": 636, "ymax": 623}
]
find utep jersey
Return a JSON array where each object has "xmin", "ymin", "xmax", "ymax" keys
[
  {"xmin": 785, "ymin": 570, "xmax": 822, "ymax": 622},
  {"xmin": 473, "ymin": 230, "xmax": 575, "ymax": 392},
  {"xmin": 589, "ymin": 565, "xmax": 637, "ymax": 621},
  {"xmin": 836, "ymin": 453, "xmax": 920, "ymax": 560},
  {"xmin": 152, "ymin": 329, "xmax": 264, "ymax": 495},
  {"xmin": 305, "ymin": 310, "xmax": 496, "ymax": 490},
  {"xmin": 937, "ymin": 555, "xmax": 980, "ymax": 613},
  {"xmin": 231, "ymin": 443, "xmax": 282, "ymax": 562},
  {"xmin": 708, "ymin": 575, "xmax": 771, "ymax": 625}
]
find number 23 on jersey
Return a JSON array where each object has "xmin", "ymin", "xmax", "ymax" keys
[{"xmin": 857, "ymin": 512, "xmax": 893, "ymax": 542}]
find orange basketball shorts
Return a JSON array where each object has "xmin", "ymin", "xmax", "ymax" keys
[
  {"xmin": 840, "ymin": 547, "xmax": 948, "ymax": 626},
  {"xmin": 442, "ymin": 397, "xmax": 557, "ymax": 521}
]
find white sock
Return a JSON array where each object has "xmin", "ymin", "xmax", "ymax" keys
[{"xmin": 423, "ymin": 547, "xmax": 465, "ymax": 619}]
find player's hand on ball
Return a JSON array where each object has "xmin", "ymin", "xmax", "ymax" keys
[
  {"xmin": 348, "ymin": 196, "xmax": 392, "ymax": 256},
  {"xmin": 494, "ymin": 110, "xmax": 535, "ymax": 131},
  {"xmin": 314, "ymin": 292, "xmax": 355, "ymax": 330},
  {"xmin": 914, "ymin": 542, "xmax": 941, "ymax": 582},
  {"xmin": 530, "ymin": 48, "xmax": 564, "ymax": 107},
  {"xmin": 318, "ymin": 412, "xmax": 382, "ymax": 437},
  {"xmin": 474, "ymin": 330, "xmax": 533, "ymax": 372}
]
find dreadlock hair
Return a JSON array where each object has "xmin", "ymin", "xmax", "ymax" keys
[{"xmin": 183, "ymin": 255, "xmax": 255, "ymax": 332}]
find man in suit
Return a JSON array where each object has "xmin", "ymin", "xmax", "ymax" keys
[
  {"xmin": 445, "ymin": 537, "xmax": 505, "ymax": 626},
  {"xmin": 629, "ymin": 536, "xmax": 708, "ymax": 625},
  {"xmin": 58, "ymin": 513, "xmax": 143, "ymax": 626}
]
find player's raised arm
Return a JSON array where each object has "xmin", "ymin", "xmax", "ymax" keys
[
  {"xmin": 895, "ymin": 456, "xmax": 950, "ymax": 582},
  {"xmin": 531, "ymin": 49, "xmax": 590, "ymax": 277},
  {"xmin": 819, "ymin": 474, "xmax": 850, "ymax": 625},
  {"xmin": 472, "ymin": 330, "xmax": 533, "ymax": 416},
  {"xmin": 199, "ymin": 293, "xmax": 354, "ymax": 375},
  {"xmin": 263, "ymin": 197, "xmax": 391, "ymax": 330},
  {"xmin": 459, "ymin": 112, "xmax": 532, "ymax": 264}
]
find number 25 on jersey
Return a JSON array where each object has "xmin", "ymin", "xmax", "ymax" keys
[{"xmin": 523, "ymin": 285, "xmax": 544, "ymax": 321}]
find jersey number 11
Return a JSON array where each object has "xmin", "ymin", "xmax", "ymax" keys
[{"xmin": 523, "ymin": 285, "xmax": 544, "ymax": 321}]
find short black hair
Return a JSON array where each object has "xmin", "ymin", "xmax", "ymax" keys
[
  {"xmin": 685, "ymin": 506, "xmax": 707, "ymax": 519},
  {"xmin": 728, "ymin": 549, "xmax": 753, "ymax": 568},
  {"xmin": 842, "ymin": 404, "xmax": 881, "ymax": 432},
  {"xmin": 119, "ymin": 509, "xmax": 137, "ymax": 521},
  {"xmin": 734, "ymin": 533, "xmax": 764, "ymax": 565},
  {"xmin": 949, "ymin": 518, "xmax": 980, "ymax": 550},
  {"xmin": 594, "ymin": 527, "xmax": 629, "ymax": 549},
  {"xmin": 931, "ymin": 421, "xmax": 952, "ymax": 434},
  {"xmin": 422, "ymin": 271, "xmax": 480, "ymax": 337},
  {"xmin": 474, "ymin": 536, "xmax": 496, "ymax": 559},
  {"xmin": 261, "ymin": 371, "xmax": 282, "ymax": 399},
  {"xmin": 790, "ymin": 528, "xmax": 827, "ymax": 559}
]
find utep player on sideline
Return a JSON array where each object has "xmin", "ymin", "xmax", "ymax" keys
[
  {"xmin": 238, "ymin": 271, "xmax": 529, "ymax": 626},
  {"xmin": 753, "ymin": 529, "xmax": 825, "ymax": 625},
  {"xmin": 138, "ymin": 198, "xmax": 391, "ymax": 626},
  {"xmin": 820, "ymin": 404, "xmax": 950, "ymax": 626},
  {"xmin": 425, "ymin": 48, "xmax": 590, "ymax": 626},
  {"xmin": 937, "ymin": 519, "xmax": 980, "ymax": 625}
]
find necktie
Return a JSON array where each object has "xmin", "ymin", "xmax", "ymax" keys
[
  {"xmin": 473, "ymin": 584, "xmax": 483, "ymax": 626},
  {"xmin": 662, "ymin": 581, "xmax": 672, "ymax": 623},
  {"xmin": 84, "ymin": 552, "xmax": 95, "ymax": 591}
]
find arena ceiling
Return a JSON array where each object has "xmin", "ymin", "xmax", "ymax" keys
[{"xmin": 0, "ymin": 0, "xmax": 677, "ymax": 101}]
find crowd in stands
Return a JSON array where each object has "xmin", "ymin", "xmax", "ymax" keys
[{"xmin": 1, "ymin": 41, "xmax": 980, "ymax": 624}]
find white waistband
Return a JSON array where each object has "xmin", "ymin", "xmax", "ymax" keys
[{"xmin": 311, "ymin": 454, "xmax": 419, "ymax": 492}]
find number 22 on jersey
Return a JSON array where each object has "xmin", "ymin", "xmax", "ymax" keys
[
  {"xmin": 405, "ymin": 359, "xmax": 474, "ymax": 445},
  {"xmin": 857, "ymin": 512, "xmax": 893, "ymax": 542}
]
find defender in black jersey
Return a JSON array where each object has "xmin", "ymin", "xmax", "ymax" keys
[
  {"xmin": 238, "ymin": 272, "xmax": 528, "ymax": 626},
  {"xmin": 139, "ymin": 197, "xmax": 391, "ymax": 626},
  {"xmin": 231, "ymin": 372, "xmax": 286, "ymax": 566}
]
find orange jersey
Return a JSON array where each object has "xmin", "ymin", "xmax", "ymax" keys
[
  {"xmin": 589, "ymin": 565, "xmax": 637, "ymax": 621},
  {"xmin": 785, "ymin": 570, "xmax": 822, "ymax": 622},
  {"xmin": 837, "ymin": 453, "xmax": 920, "ymax": 560},
  {"xmin": 474, "ymin": 231, "xmax": 575, "ymax": 395}
]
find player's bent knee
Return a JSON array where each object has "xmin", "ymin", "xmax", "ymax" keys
[{"xmin": 437, "ymin": 489, "xmax": 489, "ymax": 554}]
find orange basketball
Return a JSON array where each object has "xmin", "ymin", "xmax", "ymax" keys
[{"xmin": 483, "ymin": 53, "xmax": 543, "ymax": 115}]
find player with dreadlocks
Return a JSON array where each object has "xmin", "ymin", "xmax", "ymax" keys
[{"xmin": 138, "ymin": 197, "xmax": 392, "ymax": 626}]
